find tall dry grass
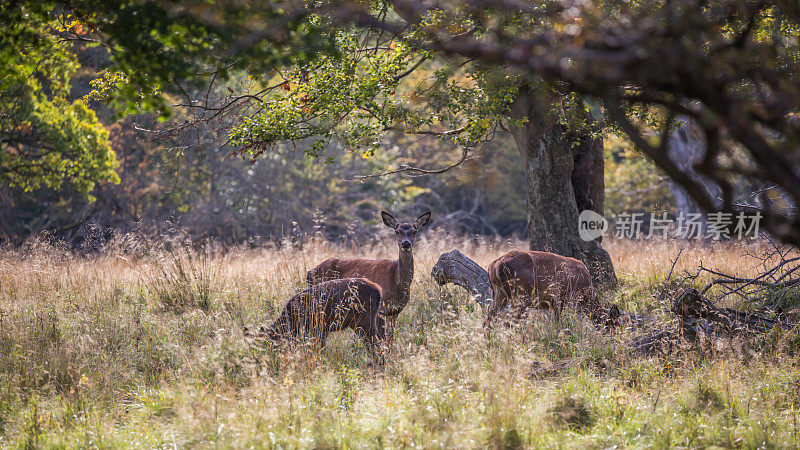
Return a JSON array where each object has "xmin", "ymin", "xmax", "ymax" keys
[{"xmin": 0, "ymin": 230, "xmax": 797, "ymax": 447}]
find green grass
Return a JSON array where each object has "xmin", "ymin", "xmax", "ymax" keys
[{"xmin": 0, "ymin": 236, "xmax": 798, "ymax": 448}]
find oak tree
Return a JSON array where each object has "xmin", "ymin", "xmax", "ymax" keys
[{"xmin": 22, "ymin": 0, "xmax": 800, "ymax": 282}]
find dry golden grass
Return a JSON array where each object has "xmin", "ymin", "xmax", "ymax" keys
[
  {"xmin": 609, "ymin": 237, "xmax": 767, "ymax": 279},
  {"xmin": 0, "ymin": 232, "xmax": 798, "ymax": 448}
]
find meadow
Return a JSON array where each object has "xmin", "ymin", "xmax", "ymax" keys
[{"xmin": 0, "ymin": 232, "xmax": 798, "ymax": 448}]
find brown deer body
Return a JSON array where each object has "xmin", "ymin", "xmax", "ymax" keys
[
  {"xmin": 308, "ymin": 258, "xmax": 406, "ymax": 314},
  {"xmin": 244, "ymin": 278, "xmax": 386, "ymax": 360},
  {"xmin": 307, "ymin": 211, "xmax": 431, "ymax": 341},
  {"xmin": 485, "ymin": 250, "xmax": 618, "ymax": 329}
]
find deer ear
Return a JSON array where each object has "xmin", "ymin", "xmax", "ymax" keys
[
  {"xmin": 381, "ymin": 211, "xmax": 398, "ymax": 229},
  {"xmin": 414, "ymin": 211, "xmax": 431, "ymax": 229}
]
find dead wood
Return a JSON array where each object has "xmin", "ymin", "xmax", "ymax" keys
[
  {"xmin": 620, "ymin": 312, "xmax": 658, "ymax": 329},
  {"xmin": 431, "ymin": 249, "xmax": 493, "ymax": 311},
  {"xmin": 630, "ymin": 328, "xmax": 679, "ymax": 355},
  {"xmin": 685, "ymin": 239, "xmax": 800, "ymax": 310},
  {"xmin": 673, "ymin": 288, "xmax": 795, "ymax": 334},
  {"xmin": 631, "ymin": 288, "xmax": 797, "ymax": 355}
]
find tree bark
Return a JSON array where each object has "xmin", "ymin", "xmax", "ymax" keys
[
  {"xmin": 431, "ymin": 249, "xmax": 493, "ymax": 311},
  {"xmin": 509, "ymin": 87, "xmax": 617, "ymax": 286}
]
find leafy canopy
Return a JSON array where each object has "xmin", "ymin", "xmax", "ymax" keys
[
  {"xmin": 14, "ymin": 0, "xmax": 800, "ymax": 245},
  {"xmin": 227, "ymin": 28, "xmax": 520, "ymax": 162},
  {"xmin": 1, "ymin": 4, "xmax": 118, "ymax": 198},
  {"xmin": 39, "ymin": 1, "xmax": 528, "ymax": 165}
]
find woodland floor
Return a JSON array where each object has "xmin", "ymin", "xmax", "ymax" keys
[{"xmin": 0, "ymin": 233, "xmax": 798, "ymax": 448}]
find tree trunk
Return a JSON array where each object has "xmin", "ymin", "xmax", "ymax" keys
[
  {"xmin": 509, "ymin": 87, "xmax": 617, "ymax": 286},
  {"xmin": 666, "ymin": 116, "xmax": 721, "ymax": 234}
]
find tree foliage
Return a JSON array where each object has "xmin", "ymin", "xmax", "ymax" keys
[
  {"xmin": 44, "ymin": 0, "xmax": 798, "ymax": 246},
  {"xmin": 604, "ymin": 135, "xmax": 674, "ymax": 216},
  {"xmin": 0, "ymin": 4, "xmax": 118, "ymax": 197},
  {"xmin": 4, "ymin": 0, "xmax": 800, "ymax": 248},
  {"xmin": 375, "ymin": 0, "xmax": 800, "ymax": 244}
]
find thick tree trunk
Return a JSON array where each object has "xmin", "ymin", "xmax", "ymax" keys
[{"xmin": 510, "ymin": 88, "xmax": 616, "ymax": 286}]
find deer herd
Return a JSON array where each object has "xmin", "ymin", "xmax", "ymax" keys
[{"xmin": 245, "ymin": 210, "xmax": 621, "ymax": 364}]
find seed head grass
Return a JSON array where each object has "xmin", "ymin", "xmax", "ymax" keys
[{"xmin": 0, "ymin": 232, "xmax": 797, "ymax": 447}]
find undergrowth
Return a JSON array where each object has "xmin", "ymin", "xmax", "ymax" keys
[{"xmin": 0, "ymin": 233, "xmax": 797, "ymax": 447}]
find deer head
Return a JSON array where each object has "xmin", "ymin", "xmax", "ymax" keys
[{"xmin": 381, "ymin": 210, "xmax": 431, "ymax": 251}]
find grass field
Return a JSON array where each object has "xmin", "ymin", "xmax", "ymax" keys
[{"xmin": 0, "ymin": 232, "xmax": 799, "ymax": 448}]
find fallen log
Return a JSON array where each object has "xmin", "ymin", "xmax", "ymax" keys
[
  {"xmin": 672, "ymin": 288, "xmax": 795, "ymax": 335},
  {"xmin": 630, "ymin": 328, "xmax": 678, "ymax": 354},
  {"xmin": 620, "ymin": 312, "xmax": 658, "ymax": 329},
  {"xmin": 431, "ymin": 249, "xmax": 493, "ymax": 311},
  {"xmin": 632, "ymin": 288, "xmax": 797, "ymax": 355}
]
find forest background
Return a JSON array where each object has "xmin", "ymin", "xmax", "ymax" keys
[{"xmin": 0, "ymin": 41, "xmax": 672, "ymax": 247}]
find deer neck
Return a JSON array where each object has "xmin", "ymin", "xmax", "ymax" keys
[{"xmin": 395, "ymin": 248, "xmax": 414, "ymax": 310}]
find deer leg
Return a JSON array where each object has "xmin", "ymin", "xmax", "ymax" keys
[
  {"xmin": 508, "ymin": 295, "xmax": 533, "ymax": 326},
  {"xmin": 284, "ymin": 309, "xmax": 302, "ymax": 344},
  {"xmin": 547, "ymin": 286, "xmax": 568, "ymax": 328},
  {"xmin": 543, "ymin": 293, "xmax": 559, "ymax": 324},
  {"xmin": 484, "ymin": 287, "xmax": 510, "ymax": 341},
  {"xmin": 552, "ymin": 302, "xmax": 562, "ymax": 324},
  {"xmin": 355, "ymin": 320, "xmax": 386, "ymax": 367},
  {"xmin": 384, "ymin": 317, "xmax": 397, "ymax": 352},
  {"xmin": 369, "ymin": 321, "xmax": 388, "ymax": 367}
]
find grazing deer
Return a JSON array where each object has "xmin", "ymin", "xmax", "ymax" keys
[
  {"xmin": 244, "ymin": 278, "xmax": 386, "ymax": 362},
  {"xmin": 307, "ymin": 211, "xmax": 432, "ymax": 342},
  {"xmin": 484, "ymin": 250, "xmax": 619, "ymax": 330}
]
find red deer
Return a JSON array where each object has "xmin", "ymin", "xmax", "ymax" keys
[
  {"xmin": 244, "ymin": 278, "xmax": 386, "ymax": 362},
  {"xmin": 307, "ymin": 211, "xmax": 431, "ymax": 342},
  {"xmin": 485, "ymin": 250, "xmax": 619, "ymax": 330}
]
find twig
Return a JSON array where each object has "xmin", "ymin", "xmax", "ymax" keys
[{"xmin": 658, "ymin": 248, "xmax": 684, "ymax": 304}]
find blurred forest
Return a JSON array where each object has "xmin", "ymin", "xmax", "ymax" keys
[{"xmin": 0, "ymin": 42, "xmax": 674, "ymax": 247}]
